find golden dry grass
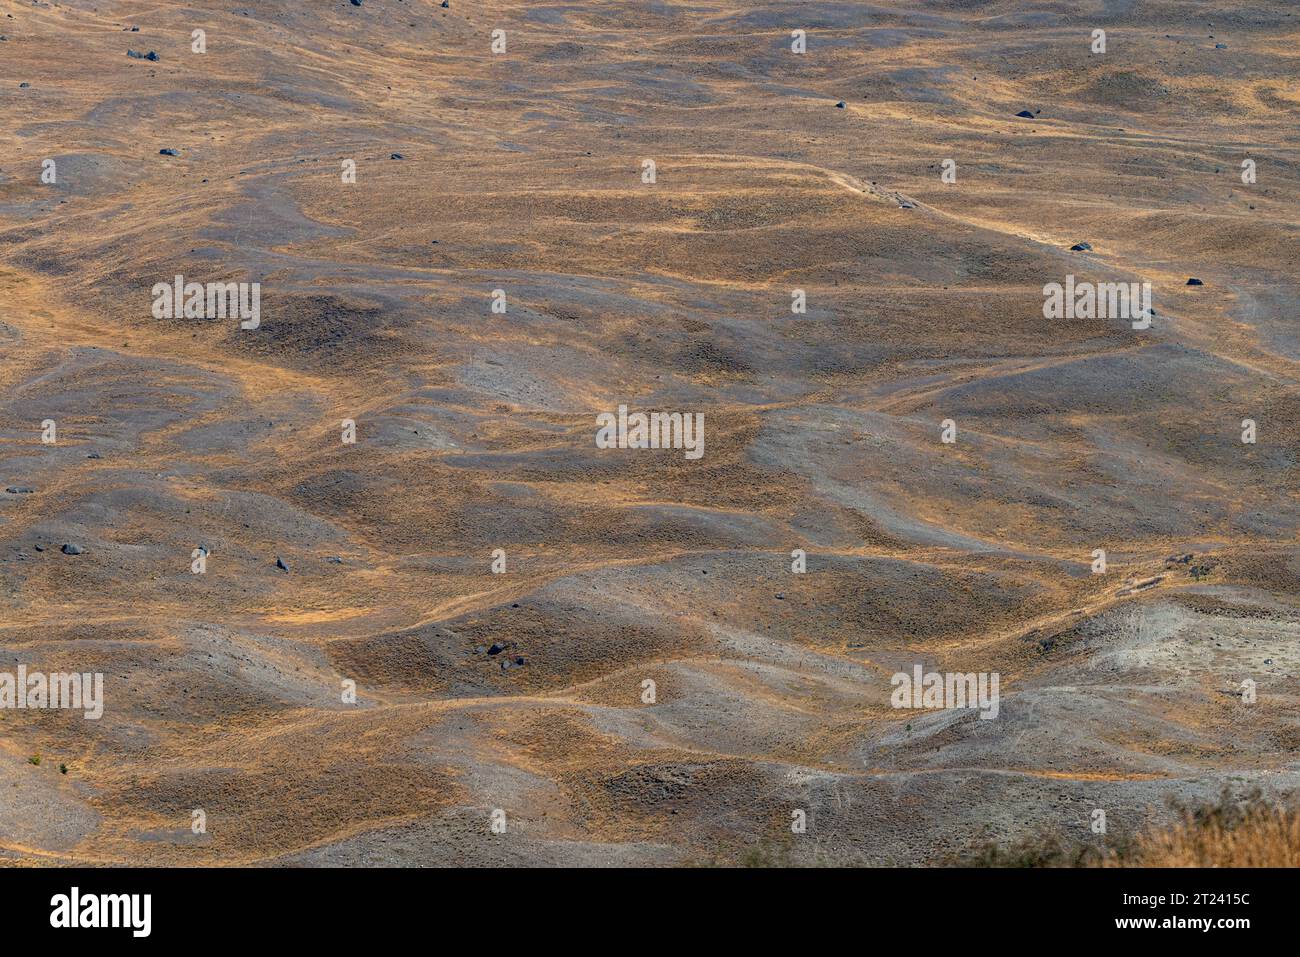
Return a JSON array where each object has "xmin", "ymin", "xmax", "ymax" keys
[
  {"xmin": 954, "ymin": 790, "xmax": 1300, "ymax": 868},
  {"xmin": 3, "ymin": 0, "xmax": 1300, "ymax": 867},
  {"xmin": 1115, "ymin": 799, "xmax": 1300, "ymax": 868}
]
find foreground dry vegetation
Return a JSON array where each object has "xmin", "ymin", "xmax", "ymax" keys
[
  {"xmin": 1, "ymin": 0, "xmax": 1298, "ymax": 866},
  {"xmin": 1120, "ymin": 793, "xmax": 1300, "ymax": 868},
  {"xmin": 954, "ymin": 791, "xmax": 1300, "ymax": 868}
]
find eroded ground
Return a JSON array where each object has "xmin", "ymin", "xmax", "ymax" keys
[{"xmin": 0, "ymin": 0, "xmax": 1298, "ymax": 865}]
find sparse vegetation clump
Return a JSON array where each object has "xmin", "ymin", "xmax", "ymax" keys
[{"xmin": 951, "ymin": 828, "xmax": 1121, "ymax": 868}]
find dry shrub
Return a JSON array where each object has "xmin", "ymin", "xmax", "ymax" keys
[
  {"xmin": 1115, "ymin": 790, "xmax": 1300, "ymax": 868},
  {"xmin": 948, "ymin": 789, "xmax": 1300, "ymax": 867}
]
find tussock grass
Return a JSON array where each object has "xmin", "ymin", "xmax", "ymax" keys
[
  {"xmin": 950, "ymin": 789, "xmax": 1300, "ymax": 868},
  {"xmin": 1118, "ymin": 791, "xmax": 1300, "ymax": 868}
]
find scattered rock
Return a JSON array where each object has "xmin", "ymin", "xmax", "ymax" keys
[
  {"xmin": 127, "ymin": 49, "xmax": 160, "ymax": 61},
  {"xmin": 275, "ymin": 556, "xmax": 289, "ymax": 571},
  {"xmin": 1215, "ymin": 43, "xmax": 1227, "ymax": 49},
  {"xmin": 1070, "ymin": 242, "xmax": 1092, "ymax": 251},
  {"xmin": 33, "ymin": 544, "xmax": 44, "ymax": 552},
  {"xmin": 1015, "ymin": 109, "xmax": 1036, "ymax": 118},
  {"xmin": 487, "ymin": 642, "xmax": 507, "ymax": 656},
  {"xmin": 350, "ymin": 0, "xmax": 362, "ymax": 6},
  {"xmin": 442, "ymin": 1, "xmax": 449, "ymax": 7},
  {"xmin": 390, "ymin": 152, "xmax": 404, "ymax": 159},
  {"xmin": 86, "ymin": 452, "xmax": 101, "ymax": 459},
  {"xmin": 61, "ymin": 543, "xmax": 83, "ymax": 555},
  {"xmin": 5, "ymin": 487, "xmax": 34, "ymax": 494},
  {"xmin": 1186, "ymin": 277, "xmax": 1204, "ymax": 285},
  {"xmin": 159, "ymin": 148, "xmax": 180, "ymax": 156},
  {"xmin": 326, "ymin": 556, "xmax": 342, "ymax": 563},
  {"xmin": 835, "ymin": 100, "xmax": 845, "ymax": 109},
  {"xmin": 19, "ymin": 82, "xmax": 30, "ymax": 89}
]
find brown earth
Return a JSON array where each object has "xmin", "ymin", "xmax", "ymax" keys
[{"xmin": 0, "ymin": 0, "xmax": 1297, "ymax": 866}]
